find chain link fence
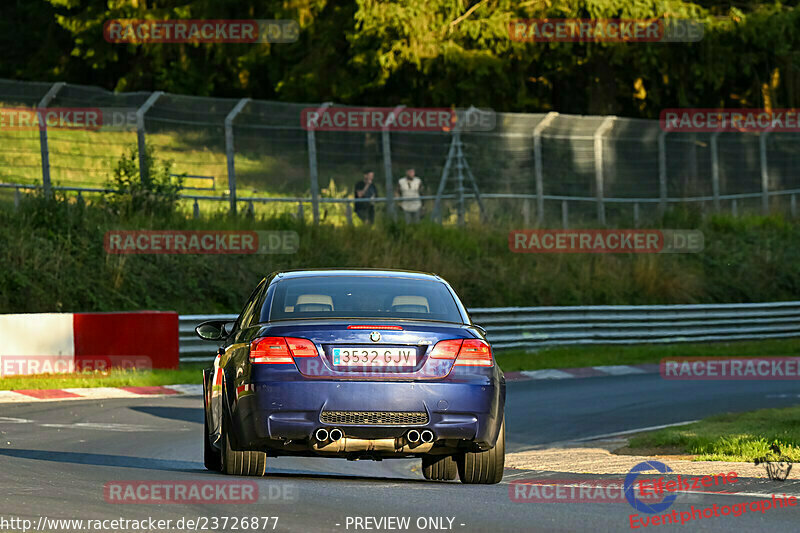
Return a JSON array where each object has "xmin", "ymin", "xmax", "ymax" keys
[{"xmin": 1, "ymin": 78, "xmax": 799, "ymax": 226}]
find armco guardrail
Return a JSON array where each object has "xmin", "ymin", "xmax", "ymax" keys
[{"xmin": 179, "ymin": 301, "xmax": 800, "ymax": 362}]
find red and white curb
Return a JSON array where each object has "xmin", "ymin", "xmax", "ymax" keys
[
  {"xmin": 505, "ymin": 364, "xmax": 659, "ymax": 382},
  {"xmin": 0, "ymin": 384, "xmax": 202, "ymax": 403}
]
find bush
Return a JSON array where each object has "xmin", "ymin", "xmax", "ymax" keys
[{"xmin": 103, "ymin": 144, "xmax": 185, "ymax": 218}]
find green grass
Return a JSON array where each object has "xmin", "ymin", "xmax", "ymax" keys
[
  {"xmin": 494, "ymin": 338, "xmax": 800, "ymax": 372},
  {"xmin": 0, "ymin": 127, "xmax": 310, "ymax": 197},
  {"xmin": 3, "ymin": 193, "xmax": 800, "ymax": 315},
  {"xmin": 0, "ymin": 364, "xmax": 204, "ymax": 391},
  {"xmin": 625, "ymin": 406, "xmax": 800, "ymax": 462}
]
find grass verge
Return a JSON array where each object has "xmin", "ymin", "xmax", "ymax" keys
[
  {"xmin": 494, "ymin": 338, "xmax": 800, "ymax": 372},
  {"xmin": 622, "ymin": 406, "xmax": 800, "ymax": 462},
  {"xmin": 0, "ymin": 364, "xmax": 204, "ymax": 391},
  {"xmin": 3, "ymin": 193, "xmax": 800, "ymax": 314}
]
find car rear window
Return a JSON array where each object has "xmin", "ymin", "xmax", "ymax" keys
[{"xmin": 264, "ymin": 276, "xmax": 464, "ymax": 323}]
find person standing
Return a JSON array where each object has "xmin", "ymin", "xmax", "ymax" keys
[
  {"xmin": 396, "ymin": 168, "xmax": 423, "ymax": 223},
  {"xmin": 354, "ymin": 170, "xmax": 378, "ymax": 224}
]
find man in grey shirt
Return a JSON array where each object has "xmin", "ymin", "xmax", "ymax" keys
[{"xmin": 396, "ymin": 168, "xmax": 423, "ymax": 223}]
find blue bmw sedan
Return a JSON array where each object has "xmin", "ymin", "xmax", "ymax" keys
[{"xmin": 198, "ymin": 269, "xmax": 505, "ymax": 484}]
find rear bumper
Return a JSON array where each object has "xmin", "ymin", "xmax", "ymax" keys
[{"xmin": 230, "ymin": 377, "xmax": 504, "ymax": 451}]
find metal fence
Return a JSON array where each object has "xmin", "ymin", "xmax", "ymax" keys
[
  {"xmin": 1, "ymin": 78, "xmax": 800, "ymax": 226},
  {"xmin": 177, "ymin": 301, "xmax": 800, "ymax": 362},
  {"xmin": 0, "ymin": 80, "xmax": 800, "ymax": 226}
]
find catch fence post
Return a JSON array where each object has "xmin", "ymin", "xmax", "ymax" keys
[
  {"xmin": 307, "ymin": 102, "xmax": 332, "ymax": 224},
  {"xmin": 224, "ymin": 98, "xmax": 250, "ymax": 215},
  {"xmin": 593, "ymin": 117, "xmax": 615, "ymax": 225},
  {"xmin": 37, "ymin": 81, "xmax": 65, "ymax": 196},
  {"xmin": 710, "ymin": 131, "xmax": 721, "ymax": 212},
  {"xmin": 658, "ymin": 131, "xmax": 668, "ymax": 216},
  {"xmin": 533, "ymin": 112, "xmax": 558, "ymax": 225},
  {"xmin": 136, "ymin": 91, "xmax": 163, "ymax": 185},
  {"xmin": 382, "ymin": 105, "xmax": 405, "ymax": 221}
]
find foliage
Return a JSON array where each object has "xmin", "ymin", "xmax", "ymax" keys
[
  {"xmin": 1, "ymin": 1, "xmax": 793, "ymax": 116},
  {"xmin": 103, "ymin": 144, "xmax": 185, "ymax": 218}
]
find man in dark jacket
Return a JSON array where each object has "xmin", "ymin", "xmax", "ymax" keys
[{"xmin": 354, "ymin": 170, "xmax": 378, "ymax": 224}]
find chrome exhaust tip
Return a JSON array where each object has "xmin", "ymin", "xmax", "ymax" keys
[
  {"xmin": 420, "ymin": 430, "xmax": 434, "ymax": 443},
  {"xmin": 406, "ymin": 429, "xmax": 421, "ymax": 443},
  {"xmin": 314, "ymin": 428, "xmax": 329, "ymax": 441},
  {"xmin": 329, "ymin": 428, "xmax": 343, "ymax": 441}
]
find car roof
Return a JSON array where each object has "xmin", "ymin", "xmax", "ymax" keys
[{"xmin": 273, "ymin": 269, "xmax": 442, "ymax": 282}]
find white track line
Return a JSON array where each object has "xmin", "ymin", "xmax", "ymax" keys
[
  {"xmin": 164, "ymin": 384, "xmax": 203, "ymax": 395},
  {"xmin": 61, "ymin": 387, "xmax": 142, "ymax": 398},
  {"xmin": 520, "ymin": 369, "xmax": 575, "ymax": 380},
  {"xmin": 593, "ymin": 365, "xmax": 647, "ymax": 375},
  {"xmin": 566, "ymin": 420, "xmax": 701, "ymax": 443}
]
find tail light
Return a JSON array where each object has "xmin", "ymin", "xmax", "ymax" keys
[
  {"xmin": 429, "ymin": 338, "xmax": 493, "ymax": 367},
  {"xmin": 429, "ymin": 339, "xmax": 463, "ymax": 359},
  {"xmin": 454, "ymin": 339, "xmax": 493, "ymax": 366},
  {"xmin": 250, "ymin": 337, "xmax": 317, "ymax": 364},
  {"xmin": 285, "ymin": 338, "xmax": 317, "ymax": 357},
  {"xmin": 347, "ymin": 325, "xmax": 404, "ymax": 330}
]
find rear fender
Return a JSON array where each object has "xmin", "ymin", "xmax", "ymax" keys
[{"xmin": 205, "ymin": 356, "xmax": 224, "ymax": 448}]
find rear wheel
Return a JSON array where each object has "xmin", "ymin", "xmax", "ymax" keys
[
  {"xmin": 422, "ymin": 454, "xmax": 457, "ymax": 481},
  {"xmin": 220, "ymin": 385, "xmax": 266, "ymax": 477},
  {"xmin": 456, "ymin": 417, "xmax": 504, "ymax": 484}
]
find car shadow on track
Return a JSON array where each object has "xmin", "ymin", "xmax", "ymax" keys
[
  {"xmin": 0, "ymin": 447, "xmax": 518, "ymax": 487},
  {"xmin": 128, "ymin": 406, "xmax": 203, "ymax": 424},
  {"xmin": 0, "ymin": 447, "xmax": 206, "ymax": 473}
]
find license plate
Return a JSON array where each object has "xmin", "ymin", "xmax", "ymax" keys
[{"xmin": 332, "ymin": 347, "xmax": 417, "ymax": 367}]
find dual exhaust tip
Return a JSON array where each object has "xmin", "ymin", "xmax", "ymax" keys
[
  {"xmin": 314, "ymin": 428, "xmax": 434, "ymax": 443},
  {"xmin": 315, "ymin": 428, "xmax": 343, "ymax": 442},
  {"xmin": 406, "ymin": 429, "xmax": 434, "ymax": 443}
]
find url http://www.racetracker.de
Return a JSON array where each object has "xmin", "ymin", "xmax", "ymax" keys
[{"xmin": 0, "ymin": 515, "xmax": 280, "ymax": 532}]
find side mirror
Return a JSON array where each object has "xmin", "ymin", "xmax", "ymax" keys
[
  {"xmin": 195, "ymin": 320, "xmax": 228, "ymax": 341},
  {"xmin": 222, "ymin": 321, "xmax": 236, "ymax": 336}
]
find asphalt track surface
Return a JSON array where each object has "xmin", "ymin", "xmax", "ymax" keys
[{"xmin": 2, "ymin": 374, "xmax": 800, "ymax": 533}]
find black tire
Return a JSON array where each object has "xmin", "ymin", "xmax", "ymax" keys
[
  {"xmin": 457, "ymin": 417, "xmax": 505, "ymax": 484},
  {"xmin": 203, "ymin": 411, "xmax": 222, "ymax": 472},
  {"xmin": 422, "ymin": 454, "xmax": 457, "ymax": 481},
  {"xmin": 220, "ymin": 385, "xmax": 267, "ymax": 477}
]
